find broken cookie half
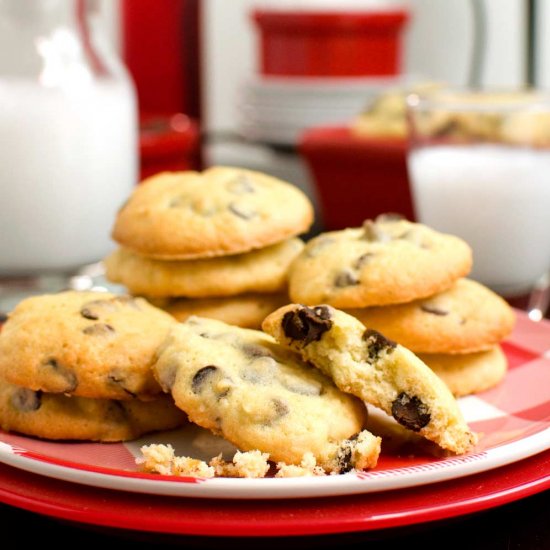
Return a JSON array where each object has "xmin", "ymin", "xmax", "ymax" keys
[
  {"xmin": 152, "ymin": 316, "xmax": 381, "ymax": 474},
  {"xmin": 263, "ymin": 304, "xmax": 478, "ymax": 455}
]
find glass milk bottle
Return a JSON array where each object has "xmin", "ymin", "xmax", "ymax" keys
[{"xmin": 0, "ymin": 0, "xmax": 137, "ymax": 278}]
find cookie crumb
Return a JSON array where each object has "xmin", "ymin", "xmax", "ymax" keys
[
  {"xmin": 275, "ymin": 452, "xmax": 326, "ymax": 477},
  {"xmin": 137, "ymin": 443, "xmax": 176, "ymax": 476},
  {"xmin": 210, "ymin": 450, "xmax": 270, "ymax": 478},
  {"xmin": 346, "ymin": 430, "xmax": 382, "ymax": 471},
  {"xmin": 331, "ymin": 430, "xmax": 382, "ymax": 473},
  {"xmin": 172, "ymin": 456, "xmax": 215, "ymax": 478}
]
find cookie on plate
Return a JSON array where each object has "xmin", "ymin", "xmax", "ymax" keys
[
  {"xmin": 0, "ymin": 379, "xmax": 186, "ymax": 442},
  {"xmin": 0, "ymin": 291, "xmax": 175, "ymax": 401},
  {"xmin": 288, "ymin": 215, "xmax": 472, "ymax": 308},
  {"xmin": 111, "ymin": 167, "xmax": 314, "ymax": 260},
  {"xmin": 157, "ymin": 293, "xmax": 289, "ymax": 329},
  {"xmin": 104, "ymin": 238, "xmax": 303, "ymax": 298},
  {"xmin": 263, "ymin": 304, "xmax": 477, "ymax": 454},
  {"xmin": 418, "ymin": 346, "xmax": 507, "ymax": 397},
  {"xmin": 153, "ymin": 317, "xmax": 381, "ymax": 472},
  {"xmin": 347, "ymin": 279, "xmax": 515, "ymax": 354}
]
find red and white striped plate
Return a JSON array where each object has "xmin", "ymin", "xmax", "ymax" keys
[{"xmin": 0, "ymin": 310, "xmax": 549, "ymax": 500}]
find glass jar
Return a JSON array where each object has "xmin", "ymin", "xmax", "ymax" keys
[
  {"xmin": 0, "ymin": 0, "xmax": 137, "ymax": 278},
  {"xmin": 407, "ymin": 89, "xmax": 550, "ymax": 306}
]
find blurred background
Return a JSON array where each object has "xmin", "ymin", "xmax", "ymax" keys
[{"xmin": 92, "ymin": 0, "xmax": 548, "ymax": 233}]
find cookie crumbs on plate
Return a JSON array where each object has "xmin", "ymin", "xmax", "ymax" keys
[
  {"xmin": 341, "ymin": 430, "xmax": 382, "ymax": 471},
  {"xmin": 137, "ymin": 444, "xmax": 268, "ymax": 479},
  {"xmin": 137, "ymin": 439, "xmax": 380, "ymax": 479},
  {"xmin": 172, "ymin": 456, "xmax": 215, "ymax": 478},
  {"xmin": 275, "ymin": 452, "xmax": 326, "ymax": 477},
  {"xmin": 137, "ymin": 443, "xmax": 214, "ymax": 477},
  {"xmin": 211, "ymin": 450, "xmax": 270, "ymax": 478},
  {"xmin": 137, "ymin": 443, "xmax": 177, "ymax": 476}
]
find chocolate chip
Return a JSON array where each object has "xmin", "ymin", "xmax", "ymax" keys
[
  {"xmin": 353, "ymin": 253, "xmax": 374, "ymax": 270},
  {"xmin": 335, "ymin": 433, "xmax": 359, "ymax": 473},
  {"xmin": 420, "ymin": 305, "xmax": 449, "ymax": 316},
  {"xmin": 226, "ymin": 175, "xmax": 255, "ymax": 195},
  {"xmin": 281, "ymin": 306, "xmax": 333, "ymax": 346},
  {"xmin": 0, "ymin": 312, "xmax": 8, "ymax": 323},
  {"xmin": 83, "ymin": 323, "xmax": 115, "ymax": 336},
  {"xmin": 191, "ymin": 365, "xmax": 220, "ymax": 393},
  {"xmin": 80, "ymin": 307, "xmax": 99, "ymax": 320},
  {"xmin": 228, "ymin": 202, "xmax": 257, "ymax": 220},
  {"xmin": 391, "ymin": 392, "xmax": 431, "ymax": 432},
  {"xmin": 362, "ymin": 220, "xmax": 392, "ymax": 243},
  {"xmin": 363, "ymin": 329, "xmax": 397, "ymax": 361},
  {"xmin": 257, "ymin": 398, "xmax": 289, "ymax": 426},
  {"xmin": 272, "ymin": 398, "xmax": 289, "ymax": 419},
  {"xmin": 11, "ymin": 388, "xmax": 42, "ymax": 412},
  {"xmin": 42, "ymin": 358, "xmax": 78, "ymax": 393},
  {"xmin": 107, "ymin": 371, "xmax": 138, "ymax": 398},
  {"xmin": 334, "ymin": 269, "xmax": 359, "ymax": 288}
]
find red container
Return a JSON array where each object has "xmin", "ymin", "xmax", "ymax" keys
[
  {"xmin": 139, "ymin": 113, "xmax": 201, "ymax": 181},
  {"xmin": 121, "ymin": 0, "xmax": 202, "ymax": 120},
  {"xmin": 300, "ymin": 126, "xmax": 414, "ymax": 230},
  {"xmin": 252, "ymin": 9, "xmax": 409, "ymax": 77}
]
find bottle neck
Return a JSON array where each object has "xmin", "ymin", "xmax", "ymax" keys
[{"xmin": 0, "ymin": 0, "xmax": 113, "ymax": 80}]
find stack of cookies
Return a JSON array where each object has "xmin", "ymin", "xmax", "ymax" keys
[
  {"xmin": 286, "ymin": 214, "xmax": 515, "ymax": 397},
  {"xmin": 0, "ymin": 291, "xmax": 186, "ymax": 441},
  {"xmin": 104, "ymin": 167, "xmax": 314, "ymax": 329}
]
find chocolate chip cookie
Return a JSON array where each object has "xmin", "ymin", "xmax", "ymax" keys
[
  {"xmin": 419, "ymin": 346, "xmax": 507, "ymax": 397},
  {"xmin": 347, "ymin": 279, "xmax": 515, "ymax": 354},
  {"xmin": 0, "ymin": 291, "xmax": 176, "ymax": 400},
  {"xmin": 153, "ymin": 317, "xmax": 381, "ymax": 472},
  {"xmin": 104, "ymin": 238, "xmax": 303, "ymax": 298},
  {"xmin": 263, "ymin": 304, "xmax": 477, "ymax": 454},
  {"xmin": 156, "ymin": 292, "xmax": 289, "ymax": 329},
  {"xmin": 288, "ymin": 215, "xmax": 472, "ymax": 308},
  {"xmin": 0, "ymin": 379, "xmax": 186, "ymax": 441},
  {"xmin": 111, "ymin": 167, "xmax": 314, "ymax": 260}
]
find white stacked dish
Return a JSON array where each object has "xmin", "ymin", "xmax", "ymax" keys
[{"xmin": 237, "ymin": 75, "xmax": 411, "ymax": 146}]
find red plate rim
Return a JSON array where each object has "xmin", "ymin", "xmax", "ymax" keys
[{"xmin": 0, "ymin": 449, "xmax": 549, "ymax": 537}]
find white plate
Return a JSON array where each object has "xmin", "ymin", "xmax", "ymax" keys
[{"xmin": 1, "ymin": 312, "xmax": 549, "ymax": 500}]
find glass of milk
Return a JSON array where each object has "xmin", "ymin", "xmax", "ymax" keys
[
  {"xmin": 0, "ymin": 0, "xmax": 137, "ymax": 310},
  {"xmin": 407, "ymin": 89, "xmax": 550, "ymax": 315}
]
